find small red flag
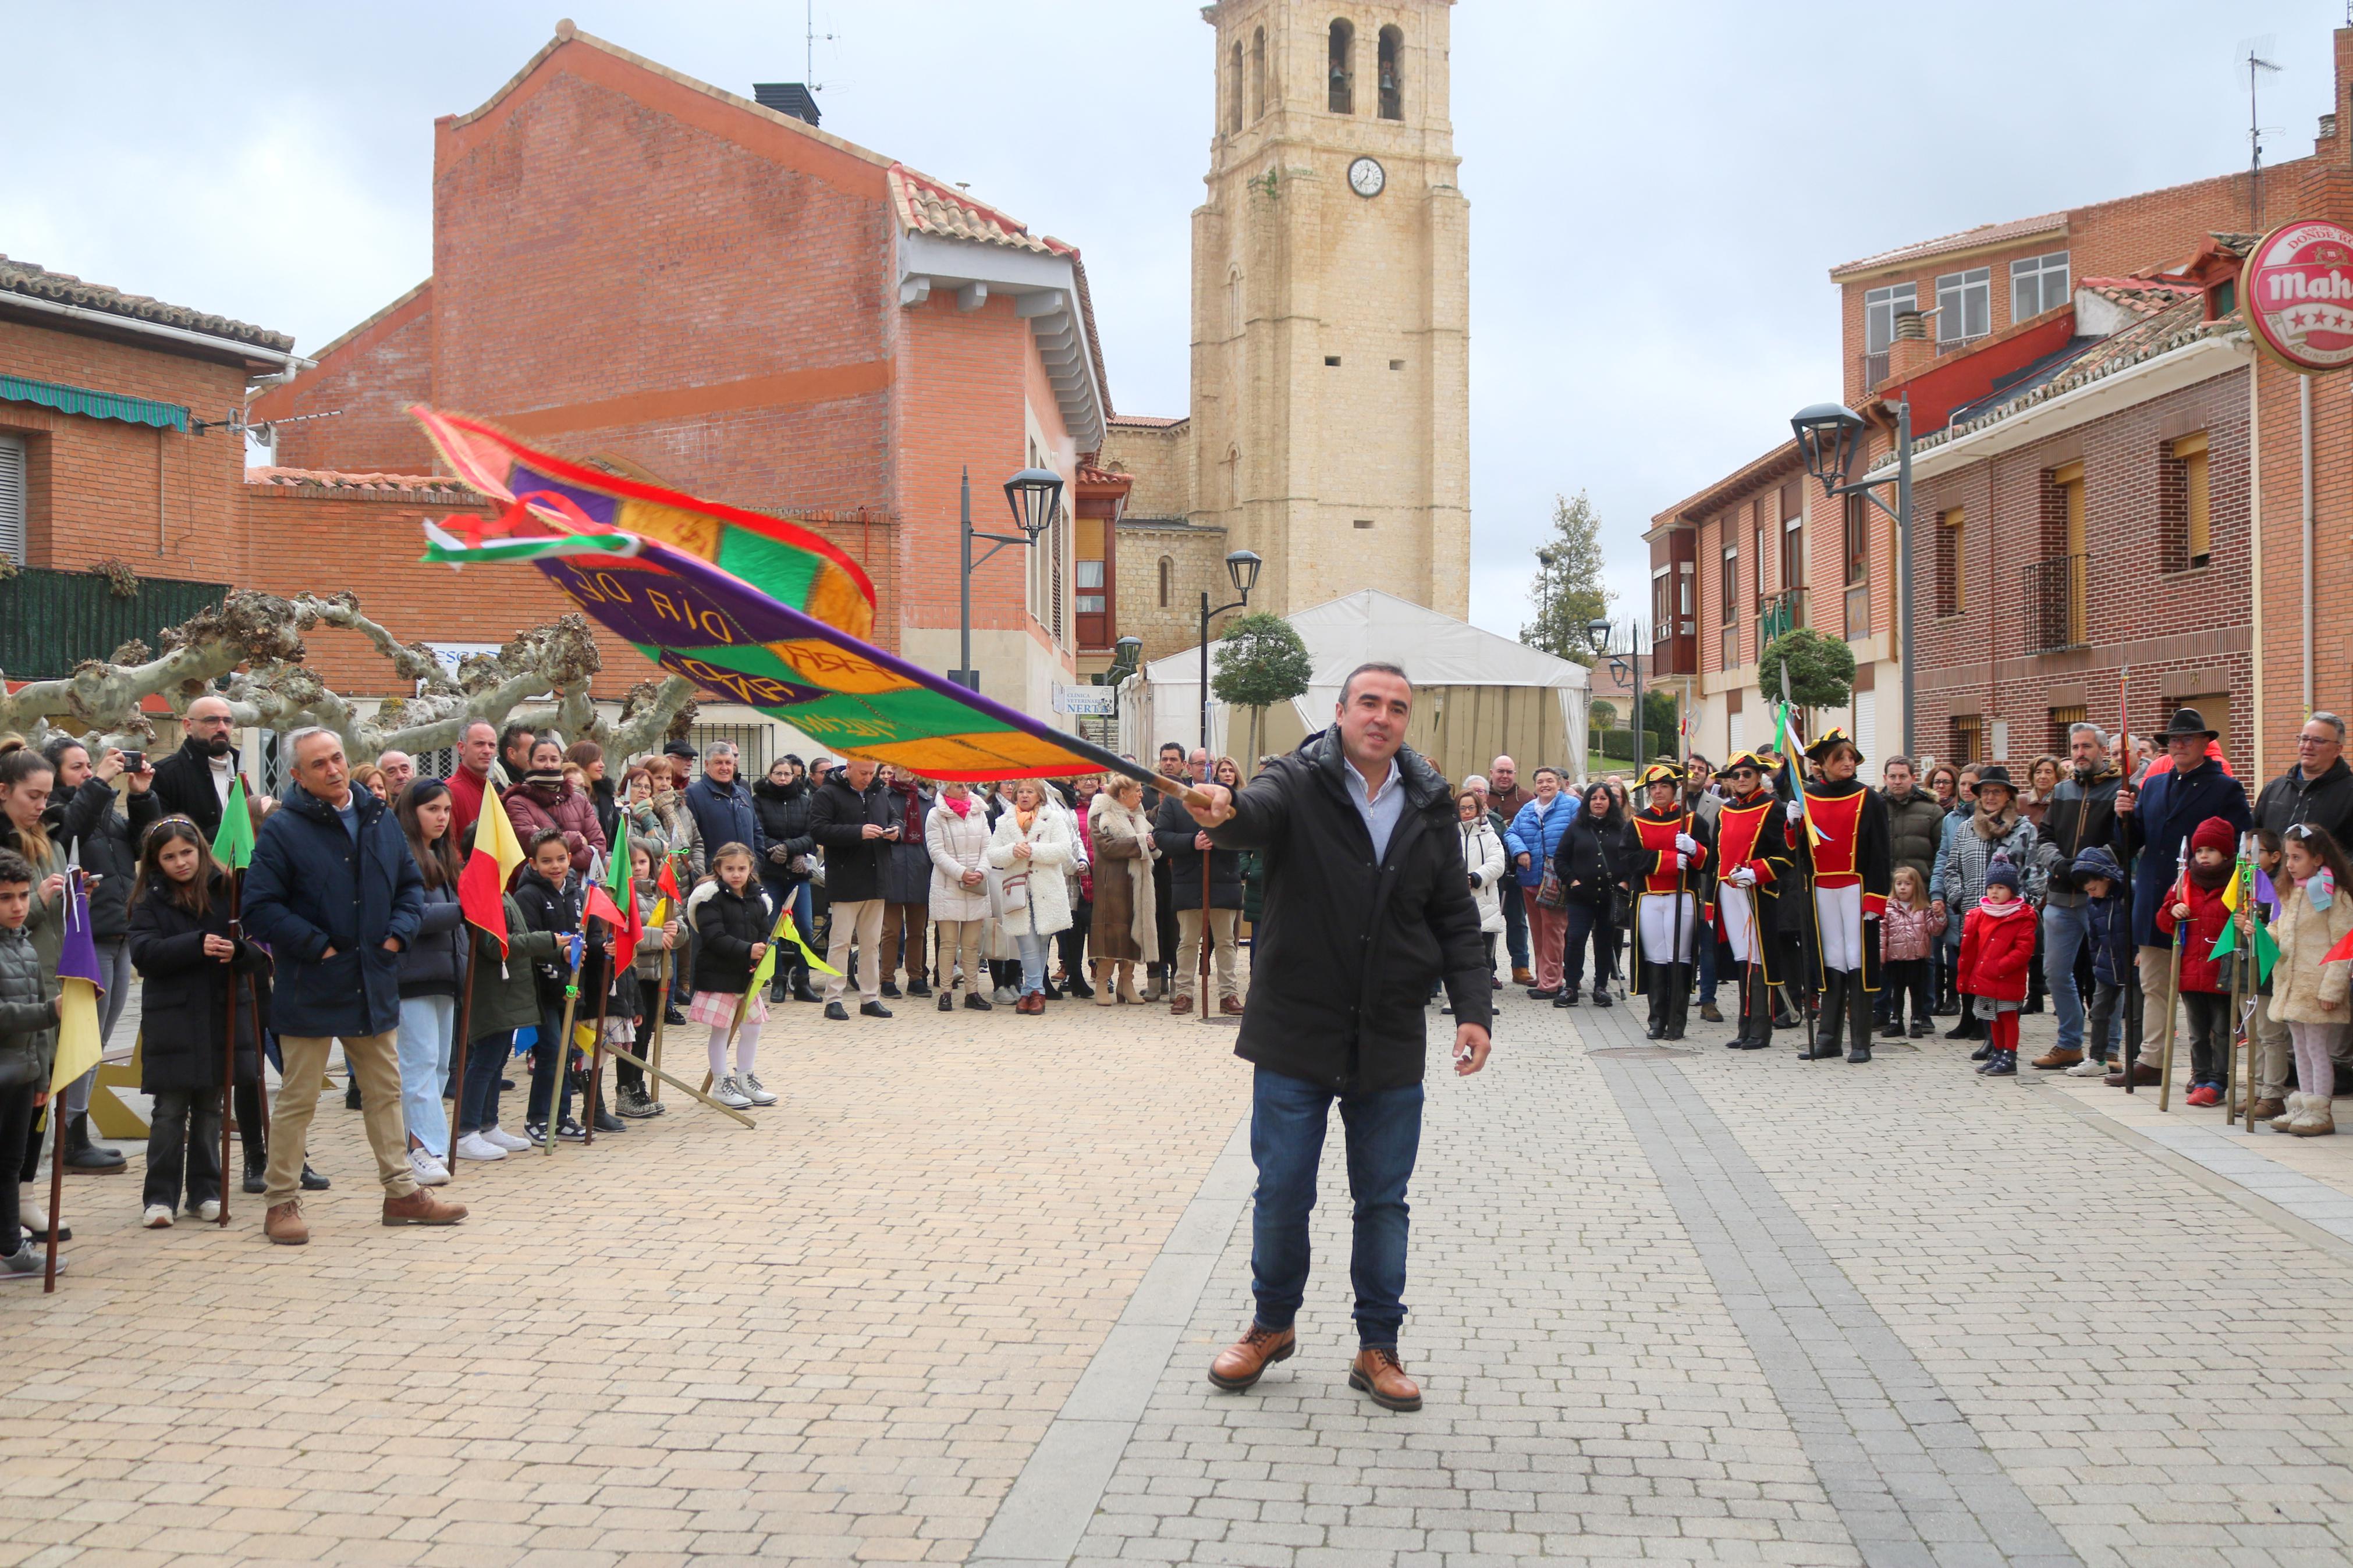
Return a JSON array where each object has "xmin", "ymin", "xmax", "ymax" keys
[
  {"xmin": 657, "ymin": 858, "xmax": 685, "ymax": 906},
  {"xmin": 583, "ymin": 883, "xmax": 642, "ymax": 974},
  {"xmin": 2326, "ymin": 925, "xmax": 2353, "ymax": 966}
]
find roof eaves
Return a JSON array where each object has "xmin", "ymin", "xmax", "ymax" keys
[
  {"xmin": 0, "ymin": 254, "xmax": 296, "ymax": 352},
  {"xmin": 1649, "ymin": 439, "xmax": 1804, "ymax": 529},
  {"xmin": 245, "ymin": 465, "xmax": 475, "ymax": 499},
  {"xmin": 1830, "ymin": 212, "xmax": 2067, "ymax": 281}
]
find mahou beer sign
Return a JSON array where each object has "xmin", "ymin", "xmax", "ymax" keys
[{"xmin": 2245, "ymin": 218, "xmax": 2353, "ymax": 372}]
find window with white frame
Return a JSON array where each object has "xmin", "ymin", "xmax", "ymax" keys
[
  {"xmin": 2010, "ymin": 251, "xmax": 2070, "ymax": 321},
  {"xmin": 1865, "ymin": 283, "xmax": 1916, "ymax": 355},
  {"xmin": 1936, "ymin": 266, "xmax": 1990, "ymax": 342}
]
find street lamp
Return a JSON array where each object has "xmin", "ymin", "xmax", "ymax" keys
[
  {"xmin": 1106, "ymin": 634, "xmax": 1144, "ymax": 682},
  {"xmin": 1791, "ymin": 396, "xmax": 1914, "ymax": 753},
  {"xmin": 1198, "ymin": 549, "xmax": 1262, "ymax": 752},
  {"xmin": 956, "ymin": 465, "xmax": 1063, "ymax": 691},
  {"xmin": 1584, "ymin": 615, "xmax": 1645, "ymax": 776}
]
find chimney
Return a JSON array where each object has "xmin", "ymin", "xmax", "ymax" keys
[
  {"xmin": 1887, "ymin": 307, "xmax": 1937, "ymax": 381},
  {"xmin": 753, "ymin": 83, "xmax": 821, "ymax": 127}
]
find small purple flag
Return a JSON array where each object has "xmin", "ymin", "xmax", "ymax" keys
[
  {"xmin": 50, "ymin": 870, "xmax": 106, "ymax": 1094},
  {"xmin": 2254, "ymin": 866, "xmax": 2280, "ymax": 915},
  {"xmin": 55, "ymin": 869, "xmax": 103, "ymax": 989}
]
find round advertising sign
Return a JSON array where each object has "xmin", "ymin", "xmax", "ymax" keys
[{"xmin": 2244, "ymin": 218, "xmax": 2353, "ymax": 372}]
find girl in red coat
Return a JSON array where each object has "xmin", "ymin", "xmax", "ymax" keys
[
  {"xmin": 2154, "ymin": 815, "xmax": 2239, "ymax": 1105},
  {"xmin": 1960, "ymin": 856, "xmax": 2036, "ymax": 1076}
]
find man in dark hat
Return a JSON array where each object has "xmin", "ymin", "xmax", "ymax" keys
[
  {"xmin": 2113, "ymin": 706, "xmax": 2250, "ymax": 1084},
  {"xmin": 1630, "ymin": 763, "xmax": 1710, "ymax": 1041},
  {"xmin": 1710, "ymin": 752, "xmax": 1787, "ymax": 1049},
  {"xmin": 1786, "ymin": 729, "xmax": 1891, "ymax": 1062}
]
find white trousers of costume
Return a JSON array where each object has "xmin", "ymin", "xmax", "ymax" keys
[
  {"xmin": 1717, "ymin": 884, "xmax": 1763, "ymax": 965},
  {"xmin": 1638, "ymin": 892, "xmax": 1699, "ymax": 965},
  {"xmin": 1815, "ymin": 883, "xmax": 1864, "ymax": 972}
]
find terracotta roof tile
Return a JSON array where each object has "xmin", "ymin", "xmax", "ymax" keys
[
  {"xmin": 246, "ymin": 465, "xmax": 473, "ymax": 498},
  {"xmin": 0, "ymin": 255, "xmax": 294, "ymax": 351},
  {"xmin": 1830, "ymin": 212, "xmax": 2067, "ymax": 280},
  {"xmin": 889, "ymin": 165, "xmax": 1059, "ymax": 256},
  {"xmin": 1106, "ymin": 413, "xmax": 1187, "ymax": 429}
]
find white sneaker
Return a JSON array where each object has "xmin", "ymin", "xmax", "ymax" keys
[
  {"xmin": 2065, "ymin": 1058, "xmax": 2109, "ymax": 1078},
  {"xmin": 1, "ymin": 1246, "xmax": 56, "ymax": 1280},
  {"xmin": 408, "ymin": 1149, "xmax": 451, "ymax": 1187},
  {"xmin": 143, "ymin": 1204, "xmax": 174, "ymax": 1229},
  {"xmin": 482, "ymin": 1125, "xmax": 532, "ymax": 1153},
  {"xmin": 196, "ymin": 1200, "xmax": 221, "ymax": 1222},
  {"xmin": 711, "ymin": 1075, "xmax": 754, "ymax": 1110},
  {"xmin": 455, "ymin": 1131, "xmax": 508, "ymax": 1162},
  {"xmin": 993, "ymin": 986, "xmax": 1020, "ymax": 1005},
  {"xmin": 741, "ymin": 1072, "xmax": 779, "ymax": 1106}
]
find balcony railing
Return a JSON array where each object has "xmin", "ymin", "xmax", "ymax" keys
[
  {"xmin": 1936, "ymin": 332, "xmax": 1989, "ymax": 357},
  {"xmin": 1758, "ymin": 587, "xmax": 1806, "ymax": 646},
  {"xmin": 2022, "ymin": 553, "xmax": 2088, "ymax": 652},
  {"xmin": 1861, "ymin": 350, "xmax": 1889, "ymax": 389}
]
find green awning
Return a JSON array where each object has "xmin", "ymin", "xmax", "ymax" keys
[{"xmin": 0, "ymin": 374, "xmax": 188, "ymax": 432}]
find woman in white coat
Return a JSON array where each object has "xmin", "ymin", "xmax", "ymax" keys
[
  {"xmin": 985, "ymin": 778, "xmax": 1074, "ymax": 1015},
  {"xmin": 1457, "ymin": 788, "xmax": 1508, "ymax": 980},
  {"xmin": 925, "ymin": 780, "xmax": 994, "ymax": 1013}
]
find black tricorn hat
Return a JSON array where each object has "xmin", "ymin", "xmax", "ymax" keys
[{"xmin": 2156, "ymin": 706, "xmax": 2217, "ymax": 741}]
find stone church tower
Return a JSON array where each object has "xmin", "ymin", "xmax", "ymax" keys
[{"xmin": 1106, "ymin": 0, "xmax": 1471, "ymax": 637}]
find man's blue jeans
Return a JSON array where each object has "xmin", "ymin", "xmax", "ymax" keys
[
  {"xmin": 1500, "ymin": 882, "xmax": 1530, "ymax": 972},
  {"xmin": 1248, "ymin": 1067, "xmax": 1423, "ymax": 1349},
  {"xmin": 2042, "ymin": 902, "xmax": 2089, "ymax": 1053}
]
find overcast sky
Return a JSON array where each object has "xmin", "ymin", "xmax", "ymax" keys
[{"xmin": 4, "ymin": 1, "xmax": 2343, "ymax": 639}]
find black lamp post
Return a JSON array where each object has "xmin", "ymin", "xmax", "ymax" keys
[
  {"xmin": 1791, "ymin": 397, "xmax": 1914, "ymax": 753},
  {"xmin": 956, "ymin": 465, "xmax": 1064, "ymax": 691},
  {"xmin": 1585, "ymin": 615, "xmax": 1643, "ymax": 776},
  {"xmin": 1198, "ymin": 549, "xmax": 1262, "ymax": 752}
]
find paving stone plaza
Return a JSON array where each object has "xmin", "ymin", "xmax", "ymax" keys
[{"xmin": 6, "ymin": 982, "xmax": 2353, "ymax": 1567}]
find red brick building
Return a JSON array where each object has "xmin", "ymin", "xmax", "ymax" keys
[
  {"xmin": 252, "ymin": 21, "xmax": 1113, "ymax": 738},
  {"xmin": 1653, "ymin": 21, "xmax": 2353, "ymax": 788}
]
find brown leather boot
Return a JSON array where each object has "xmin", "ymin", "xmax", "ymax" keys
[
  {"xmin": 2031, "ymin": 1046, "xmax": 2082, "ymax": 1069},
  {"xmin": 264, "ymin": 1201, "xmax": 308, "ymax": 1246},
  {"xmin": 1206, "ymin": 1322, "xmax": 1296, "ymax": 1391},
  {"xmin": 1348, "ymin": 1347, "xmax": 1422, "ymax": 1411},
  {"xmin": 1512, "ymin": 967, "xmax": 1536, "ymax": 987},
  {"xmin": 2103, "ymin": 1061, "xmax": 2160, "ymax": 1087},
  {"xmin": 382, "ymin": 1189, "xmax": 469, "ymax": 1226},
  {"xmin": 1221, "ymin": 996, "xmax": 1244, "ymax": 1016},
  {"xmin": 1170, "ymin": 993, "xmax": 1194, "ymax": 1015}
]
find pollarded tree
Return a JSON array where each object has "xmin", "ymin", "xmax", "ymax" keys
[
  {"xmin": 1756, "ymin": 627, "xmax": 1856, "ymax": 716},
  {"xmin": 1211, "ymin": 610, "xmax": 1314, "ymax": 766},
  {"xmin": 0, "ymin": 588, "xmax": 699, "ymax": 763}
]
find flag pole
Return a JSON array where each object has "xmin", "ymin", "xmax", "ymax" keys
[
  {"xmin": 220, "ymin": 870, "xmax": 240, "ymax": 1226},
  {"xmin": 543, "ymin": 943, "xmax": 580, "ymax": 1158},
  {"xmin": 42, "ymin": 1093, "xmax": 64, "ymax": 1292},
  {"xmin": 2159, "ymin": 842, "xmax": 2188, "ymax": 1111},
  {"xmin": 582, "ymin": 950, "xmax": 610, "ymax": 1149},
  {"xmin": 445, "ymin": 934, "xmax": 475, "ymax": 1181},
  {"xmin": 650, "ymin": 947, "xmax": 670, "ymax": 1106},
  {"xmin": 598, "ymin": 1040, "xmax": 754, "ymax": 1128}
]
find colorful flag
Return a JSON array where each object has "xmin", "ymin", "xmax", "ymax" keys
[
  {"xmin": 1772, "ymin": 701, "xmax": 1829, "ymax": 849},
  {"xmin": 748, "ymin": 902, "xmax": 839, "ymax": 995},
  {"xmin": 657, "ymin": 857, "xmax": 685, "ymax": 908},
  {"xmin": 583, "ymin": 883, "xmax": 640, "ymax": 975},
  {"xmin": 597, "ymin": 812, "xmax": 643, "ymax": 972},
  {"xmin": 460, "ymin": 783, "xmax": 527, "ymax": 954},
  {"xmin": 410, "ymin": 407, "xmax": 1162, "ymax": 785},
  {"xmin": 211, "ymin": 776, "xmax": 254, "ymax": 870},
  {"xmin": 51, "ymin": 871, "xmax": 105, "ymax": 1094}
]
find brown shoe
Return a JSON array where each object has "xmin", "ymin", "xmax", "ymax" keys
[
  {"xmin": 1348, "ymin": 1347, "xmax": 1422, "ymax": 1411},
  {"xmin": 1170, "ymin": 994, "xmax": 1194, "ymax": 1015},
  {"xmin": 2103, "ymin": 1062, "xmax": 2161, "ymax": 1087},
  {"xmin": 2251, "ymin": 1096, "xmax": 2288, "ymax": 1122},
  {"xmin": 1512, "ymin": 967, "xmax": 1537, "ymax": 987},
  {"xmin": 264, "ymin": 1201, "xmax": 308, "ymax": 1246},
  {"xmin": 2031, "ymin": 1047, "xmax": 2082, "ymax": 1070},
  {"xmin": 1207, "ymin": 1322, "xmax": 1295, "ymax": 1392},
  {"xmin": 382, "ymin": 1189, "xmax": 469, "ymax": 1226},
  {"xmin": 1220, "ymin": 996, "xmax": 1244, "ymax": 1016}
]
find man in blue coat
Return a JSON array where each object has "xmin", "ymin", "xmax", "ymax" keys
[
  {"xmin": 684, "ymin": 741, "xmax": 767, "ymax": 863},
  {"xmin": 2111, "ymin": 706, "xmax": 2251, "ymax": 1087},
  {"xmin": 244, "ymin": 727, "xmax": 464, "ymax": 1243}
]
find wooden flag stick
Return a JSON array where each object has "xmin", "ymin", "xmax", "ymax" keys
[
  {"xmin": 221, "ymin": 872, "xmax": 241, "ymax": 1226},
  {"xmin": 43, "ymin": 1096, "xmax": 64, "ymax": 1292},
  {"xmin": 648, "ymin": 949, "xmax": 670, "ymax": 1104},
  {"xmin": 581, "ymin": 973, "xmax": 611, "ymax": 1148},
  {"xmin": 443, "ymin": 938, "xmax": 477, "ymax": 1180},
  {"xmin": 542, "ymin": 948, "xmax": 581, "ymax": 1158},
  {"xmin": 600, "ymin": 1043, "xmax": 754, "ymax": 1128}
]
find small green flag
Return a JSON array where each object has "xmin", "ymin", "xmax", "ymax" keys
[
  {"xmin": 211, "ymin": 776, "xmax": 255, "ymax": 870},
  {"xmin": 606, "ymin": 809, "xmax": 631, "ymax": 900}
]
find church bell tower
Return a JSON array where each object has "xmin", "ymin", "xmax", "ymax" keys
[{"xmin": 1192, "ymin": 0, "xmax": 1471, "ymax": 619}]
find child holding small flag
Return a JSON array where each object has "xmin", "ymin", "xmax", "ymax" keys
[
  {"xmin": 513, "ymin": 829, "xmax": 602, "ymax": 1143},
  {"xmin": 615, "ymin": 840, "xmax": 680, "ymax": 1119},
  {"xmin": 686, "ymin": 843, "xmax": 776, "ymax": 1111},
  {"xmin": 0, "ymin": 850, "xmax": 63, "ymax": 1278},
  {"xmin": 2265, "ymin": 823, "xmax": 2353, "ymax": 1136},
  {"xmin": 2155, "ymin": 817, "xmax": 2240, "ymax": 1106}
]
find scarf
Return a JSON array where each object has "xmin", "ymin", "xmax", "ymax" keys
[
  {"xmin": 945, "ymin": 794, "xmax": 971, "ymax": 819},
  {"xmin": 1016, "ymin": 806, "xmax": 1037, "ymax": 834},
  {"xmin": 521, "ymin": 769, "xmax": 568, "ymax": 803},
  {"xmin": 1970, "ymin": 802, "xmax": 2020, "ymax": 841},
  {"xmin": 894, "ymin": 779, "xmax": 924, "ymax": 838},
  {"xmin": 2188, "ymin": 855, "xmax": 2233, "ymax": 893}
]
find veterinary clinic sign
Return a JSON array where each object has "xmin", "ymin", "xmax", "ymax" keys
[{"xmin": 2245, "ymin": 219, "xmax": 2353, "ymax": 372}]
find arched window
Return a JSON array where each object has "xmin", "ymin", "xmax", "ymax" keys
[
  {"xmin": 1251, "ymin": 27, "xmax": 1267, "ymax": 119},
  {"xmin": 1328, "ymin": 20, "xmax": 1354, "ymax": 114},
  {"xmin": 1228, "ymin": 266, "xmax": 1243, "ymax": 336},
  {"xmin": 1227, "ymin": 40, "xmax": 1244, "ymax": 134},
  {"xmin": 1158, "ymin": 557, "xmax": 1174, "ymax": 609},
  {"xmin": 1377, "ymin": 25, "xmax": 1403, "ymax": 120}
]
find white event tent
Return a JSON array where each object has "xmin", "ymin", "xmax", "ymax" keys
[{"xmin": 1120, "ymin": 589, "xmax": 1591, "ymax": 784}]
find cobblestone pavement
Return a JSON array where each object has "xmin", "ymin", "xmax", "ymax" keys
[{"xmin": 11, "ymin": 979, "xmax": 2353, "ymax": 1566}]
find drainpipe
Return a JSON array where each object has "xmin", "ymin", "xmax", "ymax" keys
[{"xmin": 2303, "ymin": 372, "xmax": 2316, "ymax": 716}]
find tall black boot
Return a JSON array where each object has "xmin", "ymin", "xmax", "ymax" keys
[
  {"xmin": 1738, "ymin": 966, "xmax": 1774, "ymax": 1048},
  {"xmin": 1805, "ymin": 972, "xmax": 1847, "ymax": 1058},
  {"xmin": 1663, "ymin": 963, "xmax": 1692, "ymax": 1041},
  {"xmin": 1722, "ymin": 958, "xmax": 1754, "ymax": 1050},
  {"xmin": 64, "ymin": 1112, "xmax": 126, "ymax": 1172},
  {"xmin": 1645, "ymin": 963, "xmax": 1666, "ymax": 1039},
  {"xmin": 1846, "ymin": 971, "xmax": 1873, "ymax": 1063}
]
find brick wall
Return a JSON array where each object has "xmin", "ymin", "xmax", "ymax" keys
[
  {"xmin": 1907, "ymin": 370, "xmax": 2250, "ymax": 766},
  {"xmin": 0, "ymin": 318, "xmax": 250, "ymax": 580},
  {"xmin": 253, "ymin": 283, "xmax": 436, "ymax": 473}
]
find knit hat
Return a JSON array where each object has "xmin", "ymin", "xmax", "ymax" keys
[
  {"xmin": 2071, "ymin": 845, "xmax": 2125, "ymax": 886},
  {"xmin": 2191, "ymin": 816, "xmax": 2238, "ymax": 857},
  {"xmin": 1985, "ymin": 856, "xmax": 2021, "ymax": 894}
]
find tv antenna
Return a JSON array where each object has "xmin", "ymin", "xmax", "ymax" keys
[
  {"xmin": 805, "ymin": 0, "xmax": 835, "ymax": 93},
  {"xmin": 2239, "ymin": 35, "xmax": 2282, "ymax": 228}
]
